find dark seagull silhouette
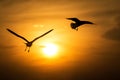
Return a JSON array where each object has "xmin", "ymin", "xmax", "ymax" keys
[
  {"xmin": 7, "ymin": 28, "xmax": 53, "ymax": 52},
  {"xmin": 66, "ymin": 18, "xmax": 94, "ymax": 31}
]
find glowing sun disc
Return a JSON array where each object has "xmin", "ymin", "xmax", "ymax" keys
[{"xmin": 42, "ymin": 43, "xmax": 58, "ymax": 58}]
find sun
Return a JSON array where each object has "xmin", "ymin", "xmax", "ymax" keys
[{"xmin": 42, "ymin": 43, "xmax": 58, "ymax": 58}]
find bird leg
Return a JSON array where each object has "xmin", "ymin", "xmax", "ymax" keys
[
  {"xmin": 25, "ymin": 46, "xmax": 27, "ymax": 51},
  {"xmin": 28, "ymin": 47, "xmax": 30, "ymax": 52},
  {"xmin": 75, "ymin": 27, "xmax": 78, "ymax": 31}
]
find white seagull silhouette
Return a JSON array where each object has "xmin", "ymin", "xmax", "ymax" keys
[
  {"xmin": 66, "ymin": 18, "xmax": 94, "ymax": 31},
  {"xmin": 7, "ymin": 28, "xmax": 53, "ymax": 52}
]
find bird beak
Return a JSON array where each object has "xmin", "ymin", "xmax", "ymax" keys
[{"xmin": 66, "ymin": 18, "xmax": 70, "ymax": 20}]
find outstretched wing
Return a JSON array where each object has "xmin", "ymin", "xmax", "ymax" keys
[
  {"xmin": 7, "ymin": 28, "xmax": 29, "ymax": 42},
  {"xmin": 66, "ymin": 18, "xmax": 80, "ymax": 23},
  {"xmin": 83, "ymin": 21, "xmax": 94, "ymax": 24},
  {"xmin": 31, "ymin": 29, "xmax": 54, "ymax": 43}
]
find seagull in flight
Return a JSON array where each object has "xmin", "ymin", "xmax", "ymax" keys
[
  {"xmin": 66, "ymin": 18, "xmax": 94, "ymax": 31},
  {"xmin": 7, "ymin": 28, "xmax": 53, "ymax": 52}
]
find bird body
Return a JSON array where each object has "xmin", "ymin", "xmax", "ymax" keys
[
  {"xmin": 67, "ymin": 18, "xmax": 94, "ymax": 31},
  {"xmin": 7, "ymin": 28, "xmax": 53, "ymax": 52}
]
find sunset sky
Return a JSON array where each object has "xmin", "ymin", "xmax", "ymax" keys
[{"xmin": 0, "ymin": 0, "xmax": 120, "ymax": 80}]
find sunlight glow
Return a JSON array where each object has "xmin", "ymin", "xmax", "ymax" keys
[{"xmin": 42, "ymin": 43, "xmax": 58, "ymax": 58}]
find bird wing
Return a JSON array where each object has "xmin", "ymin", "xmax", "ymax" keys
[
  {"xmin": 66, "ymin": 18, "xmax": 80, "ymax": 23},
  {"xmin": 83, "ymin": 21, "xmax": 94, "ymax": 24},
  {"xmin": 7, "ymin": 28, "xmax": 29, "ymax": 43},
  {"xmin": 31, "ymin": 29, "xmax": 54, "ymax": 43}
]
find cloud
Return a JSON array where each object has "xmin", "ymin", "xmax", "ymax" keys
[
  {"xmin": 0, "ymin": 63, "xmax": 43, "ymax": 80},
  {"xmin": 0, "ymin": 0, "xmax": 29, "ymax": 7},
  {"xmin": 103, "ymin": 16, "xmax": 120, "ymax": 41},
  {"xmin": 0, "ymin": 45, "xmax": 16, "ymax": 49}
]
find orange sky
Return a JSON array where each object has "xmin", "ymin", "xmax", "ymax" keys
[{"xmin": 0, "ymin": 0, "xmax": 120, "ymax": 80}]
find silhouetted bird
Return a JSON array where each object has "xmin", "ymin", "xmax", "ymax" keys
[
  {"xmin": 7, "ymin": 28, "xmax": 53, "ymax": 52},
  {"xmin": 66, "ymin": 18, "xmax": 94, "ymax": 31}
]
